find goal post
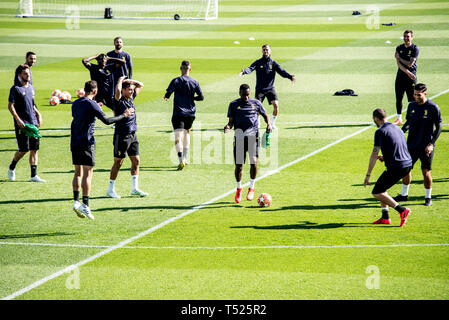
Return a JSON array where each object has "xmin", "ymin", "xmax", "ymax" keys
[{"xmin": 17, "ymin": 0, "xmax": 218, "ymax": 20}]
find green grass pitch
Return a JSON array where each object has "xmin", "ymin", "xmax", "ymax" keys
[{"xmin": 0, "ymin": 0, "xmax": 448, "ymax": 300}]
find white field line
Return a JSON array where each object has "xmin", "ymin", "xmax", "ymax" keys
[
  {"xmin": 1, "ymin": 241, "xmax": 449, "ymax": 250},
  {"xmin": 2, "ymin": 89, "xmax": 448, "ymax": 300}
]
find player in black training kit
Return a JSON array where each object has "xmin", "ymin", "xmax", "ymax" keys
[
  {"xmin": 393, "ymin": 83, "xmax": 442, "ymax": 206},
  {"xmin": 393, "ymin": 30, "xmax": 419, "ymax": 125},
  {"xmin": 14, "ymin": 52, "xmax": 36, "ymax": 86},
  {"xmin": 364, "ymin": 108, "xmax": 412, "ymax": 227},
  {"xmin": 82, "ymin": 53, "xmax": 125, "ymax": 109},
  {"xmin": 224, "ymin": 84, "xmax": 271, "ymax": 203},
  {"xmin": 107, "ymin": 76, "xmax": 147, "ymax": 198},
  {"xmin": 107, "ymin": 37, "xmax": 133, "ymax": 91},
  {"xmin": 8, "ymin": 64, "xmax": 44, "ymax": 183},
  {"xmin": 164, "ymin": 60, "xmax": 203, "ymax": 170},
  {"xmin": 71, "ymin": 80, "xmax": 134, "ymax": 219},
  {"xmin": 239, "ymin": 44, "xmax": 295, "ymax": 129}
]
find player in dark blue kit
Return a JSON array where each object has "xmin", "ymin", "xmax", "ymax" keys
[
  {"xmin": 164, "ymin": 60, "xmax": 204, "ymax": 170},
  {"xmin": 14, "ymin": 52, "xmax": 36, "ymax": 86},
  {"xmin": 364, "ymin": 108, "xmax": 412, "ymax": 226},
  {"xmin": 107, "ymin": 37, "xmax": 133, "ymax": 90},
  {"xmin": 107, "ymin": 76, "xmax": 147, "ymax": 198},
  {"xmin": 393, "ymin": 83, "xmax": 442, "ymax": 206},
  {"xmin": 239, "ymin": 44, "xmax": 295, "ymax": 129},
  {"xmin": 393, "ymin": 30, "xmax": 419, "ymax": 125},
  {"xmin": 224, "ymin": 84, "xmax": 272, "ymax": 203},
  {"xmin": 82, "ymin": 53, "xmax": 125, "ymax": 109},
  {"xmin": 71, "ymin": 80, "xmax": 134, "ymax": 219},
  {"xmin": 8, "ymin": 64, "xmax": 44, "ymax": 183}
]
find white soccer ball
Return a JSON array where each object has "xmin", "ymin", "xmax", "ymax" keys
[
  {"xmin": 257, "ymin": 193, "xmax": 272, "ymax": 208},
  {"xmin": 76, "ymin": 88, "xmax": 85, "ymax": 98},
  {"xmin": 49, "ymin": 96, "xmax": 60, "ymax": 106},
  {"xmin": 61, "ymin": 91, "xmax": 71, "ymax": 101},
  {"xmin": 52, "ymin": 89, "xmax": 61, "ymax": 97}
]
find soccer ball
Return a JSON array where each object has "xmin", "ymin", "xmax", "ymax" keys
[
  {"xmin": 61, "ymin": 91, "xmax": 71, "ymax": 101},
  {"xmin": 257, "ymin": 193, "xmax": 272, "ymax": 208},
  {"xmin": 76, "ymin": 88, "xmax": 85, "ymax": 98},
  {"xmin": 49, "ymin": 96, "xmax": 60, "ymax": 106},
  {"xmin": 51, "ymin": 89, "xmax": 61, "ymax": 97}
]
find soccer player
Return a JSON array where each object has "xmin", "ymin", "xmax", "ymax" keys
[
  {"xmin": 393, "ymin": 83, "xmax": 442, "ymax": 206},
  {"xmin": 82, "ymin": 53, "xmax": 125, "ymax": 109},
  {"xmin": 164, "ymin": 60, "xmax": 204, "ymax": 170},
  {"xmin": 364, "ymin": 108, "xmax": 412, "ymax": 226},
  {"xmin": 107, "ymin": 37, "xmax": 133, "ymax": 90},
  {"xmin": 107, "ymin": 76, "xmax": 147, "ymax": 198},
  {"xmin": 8, "ymin": 64, "xmax": 45, "ymax": 183},
  {"xmin": 71, "ymin": 80, "xmax": 134, "ymax": 219},
  {"xmin": 14, "ymin": 52, "xmax": 36, "ymax": 86},
  {"xmin": 393, "ymin": 30, "xmax": 419, "ymax": 125},
  {"xmin": 224, "ymin": 84, "xmax": 272, "ymax": 203},
  {"xmin": 239, "ymin": 44, "xmax": 295, "ymax": 129}
]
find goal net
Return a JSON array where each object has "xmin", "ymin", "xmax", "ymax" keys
[{"xmin": 17, "ymin": 0, "xmax": 218, "ymax": 20}]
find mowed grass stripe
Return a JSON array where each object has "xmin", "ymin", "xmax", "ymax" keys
[{"xmin": 13, "ymin": 92, "xmax": 449, "ymax": 300}]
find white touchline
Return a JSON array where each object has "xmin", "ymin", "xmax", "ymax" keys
[{"xmin": 2, "ymin": 89, "xmax": 448, "ymax": 300}]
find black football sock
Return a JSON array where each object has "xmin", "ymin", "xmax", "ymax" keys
[
  {"xmin": 394, "ymin": 204, "xmax": 405, "ymax": 213},
  {"xmin": 30, "ymin": 165, "xmax": 37, "ymax": 177},
  {"xmin": 381, "ymin": 209, "xmax": 390, "ymax": 220},
  {"xmin": 9, "ymin": 159, "xmax": 18, "ymax": 171},
  {"xmin": 73, "ymin": 191, "xmax": 80, "ymax": 202},
  {"xmin": 82, "ymin": 196, "xmax": 89, "ymax": 207},
  {"xmin": 177, "ymin": 152, "xmax": 182, "ymax": 162}
]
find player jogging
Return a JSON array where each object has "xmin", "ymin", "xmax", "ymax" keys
[
  {"xmin": 107, "ymin": 76, "xmax": 147, "ymax": 198},
  {"xmin": 71, "ymin": 80, "xmax": 134, "ymax": 219},
  {"xmin": 393, "ymin": 83, "xmax": 442, "ymax": 206},
  {"xmin": 224, "ymin": 84, "xmax": 272, "ymax": 203},
  {"xmin": 14, "ymin": 52, "xmax": 36, "ymax": 86},
  {"xmin": 364, "ymin": 108, "xmax": 412, "ymax": 226},
  {"xmin": 82, "ymin": 53, "xmax": 125, "ymax": 109},
  {"xmin": 164, "ymin": 60, "xmax": 204, "ymax": 170},
  {"xmin": 393, "ymin": 30, "xmax": 419, "ymax": 125},
  {"xmin": 239, "ymin": 44, "xmax": 295, "ymax": 129},
  {"xmin": 8, "ymin": 64, "xmax": 45, "ymax": 183}
]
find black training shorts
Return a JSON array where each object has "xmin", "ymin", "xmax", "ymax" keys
[
  {"xmin": 71, "ymin": 144, "xmax": 96, "ymax": 167},
  {"xmin": 256, "ymin": 89, "xmax": 278, "ymax": 105},
  {"xmin": 172, "ymin": 115, "xmax": 195, "ymax": 130},
  {"xmin": 409, "ymin": 148, "xmax": 434, "ymax": 170},
  {"xmin": 113, "ymin": 132, "xmax": 139, "ymax": 159},
  {"xmin": 233, "ymin": 133, "xmax": 259, "ymax": 165},
  {"xmin": 15, "ymin": 125, "xmax": 39, "ymax": 152},
  {"xmin": 372, "ymin": 166, "xmax": 412, "ymax": 195}
]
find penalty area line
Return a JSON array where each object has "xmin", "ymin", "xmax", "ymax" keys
[{"xmin": 3, "ymin": 88, "xmax": 449, "ymax": 300}]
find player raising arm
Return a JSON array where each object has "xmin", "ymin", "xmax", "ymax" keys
[
  {"xmin": 107, "ymin": 76, "xmax": 147, "ymax": 198},
  {"xmin": 71, "ymin": 80, "xmax": 134, "ymax": 220}
]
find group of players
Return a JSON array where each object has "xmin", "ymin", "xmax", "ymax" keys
[
  {"xmin": 6, "ymin": 32, "xmax": 443, "ymax": 225},
  {"xmin": 364, "ymin": 30, "xmax": 442, "ymax": 226}
]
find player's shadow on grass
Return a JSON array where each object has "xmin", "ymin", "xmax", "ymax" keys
[
  {"xmin": 139, "ymin": 166, "xmax": 178, "ymax": 172},
  {"xmin": 0, "ymin": 196, "xmax": 108, "ymax": 205},
  {"xmin": 352, "ymin": 178, "xmax": 449, "ymax": 187},
  {"xmin": 0, "ymin": 149, "xmax": 17, "ymax": 152},
  {"xmin": 231, "ymin": 221, "xmax": 372, "ymax": 230},
  {"xmin": 0, "ymin": 232, "xmax": 74, "ymax": 239},
  {"xmin": 285, "ymin": 124, "xmax": 369, "ymax": 130},
  {"xmin": 156, "ymin": 128, "xmax": 221, "ymax": 134},
  {"xmin": 96, "ymin": 202, "xmax": 239, "ymax": 212},
  {"xmin": 339, "ymin": 194, "xmax": 449, "ymax": 203},
  {"xmin": 262, "ymin": 202, "xmax": 378, "ymax": 211}
]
